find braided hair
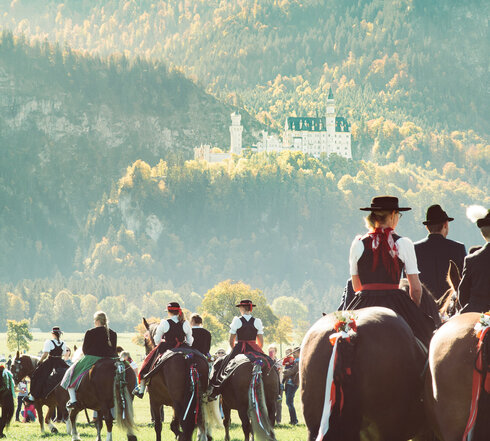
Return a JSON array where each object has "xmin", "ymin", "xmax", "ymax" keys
[{"xmin": 94, "ymin": 311, "xmax": 112, "ymax": 347}]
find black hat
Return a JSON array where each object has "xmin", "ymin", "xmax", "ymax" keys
[
  {"xmin": 52, "ymin": 326, "xmax": 62, "ymax": 335},
  {"xmin": 167, "ymin": 302, "xmax": 181, "ymax": 312},
  {"xmin": 423, "ymin": 204, "xmax": 454, "ymax": 225},
  {"xmin": 235, "ymin": 299, "xmax": 257, "ymax": 307},
  {"xmin": 477, "ymin": 210, "xmax": 490, "ymax": 228},
  {"xmin": 360, "ymin": 196, "xmax": 411, "ymax": 212}
]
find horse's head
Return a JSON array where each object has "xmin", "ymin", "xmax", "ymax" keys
[
  {"xmin": 142, "ymin": 318, "xmax": 159, "ymax": 355},
  {"xmin": 10, "ymin": 352, "xmax": 37, "ymax": 384},
  {"xmin": 438, "ymin": 260, "xmax": 462, "ymax": 320}
]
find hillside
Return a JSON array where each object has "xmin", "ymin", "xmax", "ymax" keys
[
  {"xmin": 0, "ymin": 32, "xmax": 261, "ymax": 281},
  {"xmin": 0, "ymin": 0, "xmax": 488, "ymax": 176}
]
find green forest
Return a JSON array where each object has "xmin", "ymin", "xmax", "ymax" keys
[{"xmin": 0, "ymin": 1, "xmax": 488, "ymax": 331}]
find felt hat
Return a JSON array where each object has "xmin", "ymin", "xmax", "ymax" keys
[
  {"xmin": 477, "ymin": 210, "xmax": 490, "ymax": 228},
  {"xmin": 52, "ymin": 326, "xmax": 62, "ymax": 335},
  {"xmin": 235, "ymin": 299, "xmax": 257, "ymax": 307},
  {"xmin": 360, "ymin": 196, "xmax": 411, "ymax": 212},
  {"xmin": 423, "ymin": 204, "xmax": 454, "ymax": 225},
  {"xmin": 167, "ymin": 302, "xmax": 181, "ymax": 312}
]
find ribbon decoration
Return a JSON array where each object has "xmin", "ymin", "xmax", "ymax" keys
[
  {"xmin": 316, "ymin": 314, "xmax": 357, "ymax": 441},
  {"xmin": 183, "ymin": 356, "xmax": 200, "ymax": 424},
  {"xmin": 249, "ymin": 360, "xmax": 267, "ymax": 432},
  {"xmin": 462, "ymin": 312, "xmax": 490, "ymax": 441}
]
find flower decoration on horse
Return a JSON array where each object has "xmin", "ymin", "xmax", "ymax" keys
[
  {"xmin": 475, "ymin": 311, "xmax": 490, "ymax": 338},
  {"xmin": 330, "ymin": 312, "xmax": 358, "ymax": 346}
]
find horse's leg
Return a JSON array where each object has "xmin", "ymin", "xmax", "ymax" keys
[
  {"xmin": 151, "ymin": 400, "xmax": 163, "ymax": 441},
  {"xmin": 238, "ymin": 406, "xmax": 252, "ymax": 441},
  {"xmin": 47, "ymin": 403, "xmax": 59, "ymax": 433},
  {"xmin": 95, "ymin": 411, "xmax": 104, "ymax": 441},
  {"xmin": 104, "ymin": 407, "xmax": 114, "ymax": 441},
  {"xmin": 36, "ymin": 402, "xmax": 45, "ymax": 434},
  {"xmin": 170, "ymin": 411, "xmax": 181, "ymax": 439},
  {"xmin": 69, "ymin": 408, "xmax": 81, "ymax": 441},
  {"xmin": 222, "ymin": 403, "xmax": 231, "ymax": 441}
]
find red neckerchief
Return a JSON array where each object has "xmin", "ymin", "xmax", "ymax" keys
[{"xmin": 368, "ymin": 227, "xmax": 400, "ymax": 281}]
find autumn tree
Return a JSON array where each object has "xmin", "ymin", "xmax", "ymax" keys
[{"xmin": 6, "ymin": 319, "xmax": 33, "ymax": 353}]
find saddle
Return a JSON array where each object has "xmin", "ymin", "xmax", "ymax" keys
[{"xmin": 144, "ymin": 347, "xmax": 207, "ymax": 380}]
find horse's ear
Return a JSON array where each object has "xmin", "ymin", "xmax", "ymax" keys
[
  {"xmin": 73, "ymin": 345, "xmax": 77, "ymax": 352},
  {"xmin": 143, "ymin": 317, "xmax": 150, "ymax": 330},
  {"xmin": 16, "ymin": 350, "xmax": 20, "ymax": 359},
  {"xmin": 447, "ymin": 260, "xmax": 461, "ymax": 291}
]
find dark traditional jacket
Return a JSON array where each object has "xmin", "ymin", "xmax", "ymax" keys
[
  {"xmin": 82, "ymin": 327, "xmax": 117, "ymax": 357},
  {"xmin": 459, "ymin": 243, "xmax": 490, "ymax": 312},
  {"xmin": 191, "ymin": 327, "xmax": 212, "ymax": 355},
  {"xmin": 415, "ymin": 234, "xmax": 466, "ymax": 299}
]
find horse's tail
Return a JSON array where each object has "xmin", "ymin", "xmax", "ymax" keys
[
  {"xmin": 0, "ymin": 367, "xmax": 15, "ymax": 429},
  {"xmin": 247, "ymin": 362, "xmax": 276, "ymax": 441},
  {"xmin": 181, "ymin": 355, "xmax": 202, "ymax": 438},
  {"xmin": 113, "ymin": 361, "xmax": 136, "ymax": 436},
  {"xmin": 316, "ymin": 332, "xmax": 360, "ymax": 441}
]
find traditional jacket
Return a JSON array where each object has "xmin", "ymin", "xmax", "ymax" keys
[
  {"xmin": 191, "ymin": 327, "xmax": 212, "ymax": 355},
  {"xmin": 415, "ymin": 234, "xmax": 466, "ymax": 299},
  {"xmin": 459, "ymin": 243, "xmax": 490, "ymax": 312}
]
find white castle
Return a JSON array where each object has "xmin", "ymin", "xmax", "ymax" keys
[
  {"xmin": 194, "ymin": 90, "xmax": 351, "ymax": 162},
  {"xmin": 258, "ymin": 88, "xmax": 352, "ymax": 159},
  {"xmin": 194, "ymin": 112, "xmax": 243, "ymax": 162}
]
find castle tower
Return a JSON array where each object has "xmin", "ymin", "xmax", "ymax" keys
[
  {"xmin": 230, "ymin": 112, "xmax": 243, "ymax": 155},
  {"xmin": 326, "ymin": 87, "xmax": 336, "ymax": 131}
]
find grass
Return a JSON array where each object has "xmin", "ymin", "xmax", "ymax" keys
[{"xmin": 1, "ymin": 333, "xmax": 308, "ymax": 440}]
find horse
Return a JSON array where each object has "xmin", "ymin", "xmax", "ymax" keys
[
  {"xmin": 301, "ymin": 306, "xmax": 428, "ymax": 441},
  {"xmin": 424, "ymin": 313, "xmax": 490, "ymax": 441},
  {"xmin": 216, "ymin": 353, "xmax": 280, "ymax": 441},
  {"xmin": 0, "ymin": 367, "xmax": 14, "ymax": 439},
  {"xmin": 10, "ymin": 351, "xmax": 69, "ymax": 434},
  {"xmin": 143, "ymin": 318, "xmax": 214, "ymax": 441},
  {"xmin": 67, "ymin": 357, "xmax": 137, "ymax": 441}
]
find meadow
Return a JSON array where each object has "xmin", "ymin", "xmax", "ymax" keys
[{"xmin": 0, "ymin": 333, "xmax": 308, "ymax": 441}]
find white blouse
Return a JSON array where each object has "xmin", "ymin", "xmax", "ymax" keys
[
  {"xmin": 229, "ymin": 314, "xmax": 264, "ymax": 335},
  {"xmin": 154, "ymin": 316, "xmax": 194, "ymax": 346},
  {"xmin": 349, "ymin": 234, "xmax": 419, "ymax": 276}
]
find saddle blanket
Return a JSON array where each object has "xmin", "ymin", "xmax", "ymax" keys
[{"xmin": 144, "ymin": 347, "xmax": 208, "ymax": 380}]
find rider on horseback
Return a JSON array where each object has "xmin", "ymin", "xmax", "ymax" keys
[
  {"xmin": 207, "ymin": 299, "xmax": 267, "ymax": 398},
  {"xmin": 133, "ymin": 302, "xmax": 193, "ymax": 398},
  {"xmin": 61, "ymin": 311, "xmax": 117, "ymax": 408},
  {"xmin": 348, "ymin": 196, "xmax": 435, "ymax": 347},
  {"xmin": 25, "ymin": 326, "xmax": 68, "ymax": 403}
]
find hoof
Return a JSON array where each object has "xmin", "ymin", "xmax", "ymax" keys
[
  {"xmin": 127, "ymin": 436, "xmax": 137, "ymax": 441},
  {"xmin": 51, "ymin": 427, "xmax": 59, "ymax": 433},
  {"xmin": 0, "ymin": 433, "xmax": 6, "ymax": 439}
]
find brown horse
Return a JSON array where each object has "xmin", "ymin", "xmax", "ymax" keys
[
  {"xmin": 0, "ymin": 367, "xmax": 14, "ymax": 439},
  {"xmin": 67, "ymin": 357, "xmax": 137, "ymax": 441},
  {"xmin": 10, "ymin": 352, "xmax": 69, "ymax": 434},
  {"xmin": 218, "ymin": 356, "xmax": 280, "ymax": 441},
  {"xmin": 301, "ymin": 306, "xmax": 427, "ymax": 441},
  {"xmin": 424, "ymin": 313, "xmax": 490, "ymax": 441},
  {"xmin": 143, "ymin": 319, "xmax": 213, "ymax": 441}
]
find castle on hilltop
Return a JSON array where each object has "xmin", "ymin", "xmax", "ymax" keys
[
  {"xmin": 258, "ymin": 88, "xmax": 352, "ymax": 159},
  {"xmin": 194, "ymin": 89, "xmax": 351, "ymax": 162}
]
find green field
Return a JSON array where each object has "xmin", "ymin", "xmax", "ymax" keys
[{"xmin": 1, "ymin": 333, "xmax": 307, "ymax": 440}]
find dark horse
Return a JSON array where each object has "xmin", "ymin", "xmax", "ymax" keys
[
  {"xmin": 10, "ymin": 352, "xmax": 69, "ymax": 434},
  {"xmin": 143, "ymin": 318, "xmax": 213, "ymax": 441},
  {"xmin": 0, "ymin": 366, "xmax": 14, "ymax": 439},
  {"xmin": 424, "ymin": 313, "xmax": 490, "ymax": 441},
  {"xmin": 67, "ymin": 357, "xmax": 137, "ymax": 441},
  {"xmin": 301, "ymin": 307, "xmax": 427, "ymax": 441},
  {"xmin": 217, "ymin": 354, "xmax": 280, "ymax": 441}
]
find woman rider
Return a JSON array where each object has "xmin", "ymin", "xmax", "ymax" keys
[
  {"xmin": 133, "ymin": 302, "xmax": 193, "ymax": 398},
  {"xmin": 348, "ymin": 196, "xmax": 435, "ymax": 347},
  {"xmin": 25, "ymin": 326, "xmax": 68, "ymax": 402},
  {"xmin": 207, "ymin": 299, "xmax": 267, "ymax": 398},
  {"xmin": 61, "ymin": 311, "xmax": 117, "ymax": 408}
]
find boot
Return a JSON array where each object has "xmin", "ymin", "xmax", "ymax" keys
[
  {"xmin": 66, "ymin": 387, "xmax": 77, "ymax": 408},
  {"xmin": 132, "ymin": 380, "xmax": 145, "ymax": 399}
]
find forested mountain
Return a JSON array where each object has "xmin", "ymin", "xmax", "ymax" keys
[
  {"xmin": 0, "ymin": 32, "xmax": 260, "ymax": 281},
  {"xmin": 0, "ymin": 1, "xmax": 488, "ymax": 329},
  {"xmin": 0, "ymin": 0, "xmax": 488, "ymax": 173}
]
